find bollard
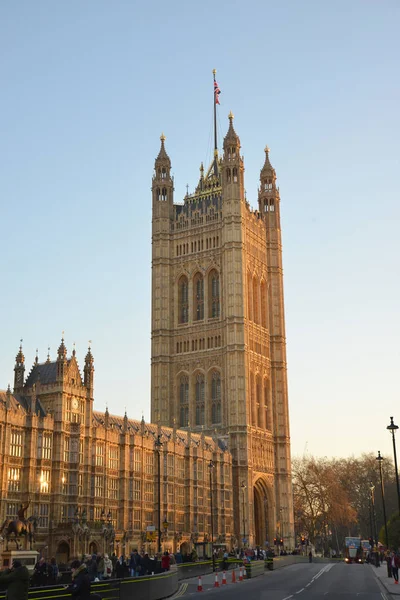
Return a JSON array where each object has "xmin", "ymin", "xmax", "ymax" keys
[
  {"xmin": 239, "ymin": 566, "xmax": 243, "ymax": 581},
  {"xmin": 197, "ymin": 576, "xmax": 203, "ymax": 592},
  {"xmin": 214, "ymin": 572, "xmax": 219, "ymax": 587},
  {"xmin": 222, "ymin": 571, "xmax": 227, "ymax": 585},
  {"xmin": 231, "ymin": 569, "xmax": 236, "ymax": 583}
]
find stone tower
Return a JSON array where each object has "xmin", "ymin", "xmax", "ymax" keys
[{"xmin": 151, "ymin": 112, "xmax": 294, "ymax": 548}]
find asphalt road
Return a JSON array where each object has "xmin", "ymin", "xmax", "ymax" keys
[{"xmin": 174, "ymin": 562, "xmax": 390, "ymax": 600}]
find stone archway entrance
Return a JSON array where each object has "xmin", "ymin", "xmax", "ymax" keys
[
  {"xmin": 89, "ymin": 541, "xmax": 98, "ymax": 555},
  {"xmin": 56, "ymin": 541, "xmax": 70, "ymax": 564},
  {"xmin": 253, "ymin": 479, "xmax": 271, "ymax": 547}
]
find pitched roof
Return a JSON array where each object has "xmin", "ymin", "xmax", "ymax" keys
[{"xmin": 25, "ymin": 361, "xmax": 58, "ymax": 388}]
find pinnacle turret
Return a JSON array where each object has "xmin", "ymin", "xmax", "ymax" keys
[
  {"xmin": 155, "ymin": 133, "xmax": 171, "ymax": 170},
  {"xmin": 260, "ymin": 146, "xmax": 276, "ymax": 179},
  {"xmin": 57, "ymin": 337, "xmax": 67, "ymax": 361},
  {"xmin": 223, "ymin": 112, "xmax": 240, "ymax": 151},
  {"xmin": 15, "ymin": 341, "xmax": 25, "ymax": 366}
]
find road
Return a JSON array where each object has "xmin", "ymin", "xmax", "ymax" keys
[{"xmin": 174, "ymin": 562, "xmax": 391, "ymax": 600}]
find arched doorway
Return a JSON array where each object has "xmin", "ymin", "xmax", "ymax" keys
[
  {"xmin": 89, "ymin": 541, "xmax": 98, "ymax": 555},
  {"xmin": 56, "ymin": 541, "xmax": 70, "ymax": 564},
  {"xmin": 253, "ymin": 478, "xmax": 271, "ymax": 547}
]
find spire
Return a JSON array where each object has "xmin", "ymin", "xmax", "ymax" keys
[
  {"xmin": 34, "ymin": 349, "xmax": 39, "ymax": 365},
  {"xmin": 84, "ymin": 342, "xmax": 94, "ymax": 391},
  {"xmin": 46, "ymin": 347, "xmax": 51, "ymax": 363},
  {"xmin": 223, "ymin": 111, "xmax": 240, "ymax": 150},
  {"xmin": 72, "ymin": 342, "xmax": 76, "ymax": 358},
  {"xmin": 155, "ymin": 133, "xmax": 171, "ymax": 168},
  {"xmin": 212, "ymin": 69, "xmax": 220, "ymax": 176},
  {"xmin": 57, "ymin": 336, "xmax": 67, "ymax": 361},
  {"xmin": 15, "ymin": 340, "xmax": 25, "ymax": 366},
  {"xmin": 260, "ymin": 145, "xmax": 276, "ymax": 178}
]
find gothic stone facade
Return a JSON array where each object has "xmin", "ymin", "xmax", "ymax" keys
[
  {"xmin": 0, "ymin": 342, "xmax": 233, "ymax": 561},
  {"xmin": 151, "ymin": 114, "xmax": 294, "ymax": 548}
]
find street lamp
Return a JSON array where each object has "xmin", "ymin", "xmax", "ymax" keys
[
  {"xmin": 155, "ymin": 434, "xmax": 163, "ymax": 554},
  {"xmin": 370, "ymin": 483, "xmax": 380, "ymax": 566},
  {"xmin": 241, "ymin": 482, "xmax": 247, "ymax": 549},
  {"xmin": 376, "ymin": 451, "xmax": 389, "ymax": 548},
  {"xmin": 387, "ymin": 417, "xmax": 400, "ymax": 516},
  {"xmin": 208, "ymin": 461, "xmax": 215, "ymax": 572}
]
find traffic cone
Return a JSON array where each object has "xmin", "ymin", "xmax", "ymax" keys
[
  {"xmin": 214, "ymin": 573, "xmax": 219, "ymax": 588},
  {"xmin": 231, "ymin": 569, "xmax": 236, "ymax": 583},
  {"xmin": 197, "ymin": 576, "xmax": 203, "ymax": 592},
  {"xmin": 239, "ymin": 567, "xmax": 243, "ymax": 581},
  {"xmin": 222, "ymin": 571, "xmax": 227, "ymax": 585}
]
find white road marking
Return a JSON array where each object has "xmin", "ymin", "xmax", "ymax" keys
[
  {"xmin": 282, "ymin": 596, "xmax": 293, "ymax": 600},
  {"xmin": 296, "ymin": 588, "xmax": 305, "ymax": 594},
  {"xmin": 381, "ymin": 594, "xmax": 388, "ymax": 600},
  {"xmin": 305, "ymin": 583, "xmax": 311, "ymax": 587}
]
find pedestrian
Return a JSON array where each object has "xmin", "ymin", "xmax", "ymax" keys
[
  {"xmin": 66, "ymin": 559, "xmax": 91, "ymax": 600},
  {"xmin": 111, "ymin": 553, "xmax": 118, "ymax": 577},
  {"xmin": 142, "ymin": 553, "xmax": 152, "ymax": 575},
  {"xmin": 97, "ymin": 554, "xmax": 105, "ymax": 580},
  {"xmin": 386, "ymin": 552, "xmax": 392, "ymax": 578},
  {"xmin": 0, "ymin": 559, "xmax": 30, "ymax": 600},
  {"xmin": 308, "ymin": 551, "xmax": 313, "ymax": 563},
  {"xmin": 161, "ymin": 552, "xmax": 170, "ymax": 572},
  {"xmin": 47, "ymin": 557, "xmax": 59, "ymax": 585},
  {"xmin": 87, "ymin": 554, "xmax": 98, "ymax": 582},
  {"xmin": 32, "ymin": 557, "xmax": 48, "ymax": 587},
  {"xmin": 129, "ymin": 549, "xmax": 142, "ymax": 577},
  {"xmin": 115, "ymin": 556, "xmax": 125, "ymax": 579},
  {"xmin": 391, "ymin": 551, "xmax": 400, "ymax": 584},
  {"xmin": 103, "ymin": 554, "xmax": 112, "ymax": 579}
]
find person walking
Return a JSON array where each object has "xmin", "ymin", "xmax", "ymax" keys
[
  {"xmin": 0, "ymin": 559, "xmax": 29, "ymax": 600},
  {"xmin": 308, "ymin": 551, "xmax": 313, "ymax": 563},
  {"xmin": 129, "ymin": 549, "xmax": 142, "ymax": 577},
  {"xmin": 67, "ymin": 560, "xmax": 91, "ymax": 600},
  {"xmin": 386, "ymin": 552, "xmax": 392, "ymax": 578},
  {"xmin": 47, "ymin": 557, "xmax": 59, "ymax": 585},
  {"xmin": 390, "ymin": 552, "xmax": 400, "ymax": 584},
  {"xmin": 103, "ymin": 554, "xmax": 112, "ymax": 579},
  {"xmin": 32, "ymin": 557, "xmax": 48, "ymax": 587},
  {"xmin": 161, "ymin": 552, "xmax": 170, "ymax": 572}
]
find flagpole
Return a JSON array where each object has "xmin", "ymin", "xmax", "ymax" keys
[{"xmin": 213, "ymin": 69, "xmax": 218, "ymax": 176}]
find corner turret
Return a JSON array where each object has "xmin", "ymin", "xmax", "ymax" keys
[
  {"xmin": 56, "ymin": 336, "xmax": 67, "ymax": 381},
  {"xmin": 83, "ymin": 345, "xmax": 94, "ymax": 392},
  {"xmin": 258, "ymin": 146, "xmax": 279, "ymax": 216}
]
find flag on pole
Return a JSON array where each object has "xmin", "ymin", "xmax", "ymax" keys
[{"xmin": 214, "ymin": 80, "xmax": 221, "ymax": 104}]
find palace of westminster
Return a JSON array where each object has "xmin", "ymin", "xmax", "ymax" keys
[{"xmin": 0, "ymin": 110, "xmax": 294, "ymax": 561}]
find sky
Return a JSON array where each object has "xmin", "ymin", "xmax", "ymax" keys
[{"xmin": 0, "ymin": 1, "xmax": 399, "ymax": 460}]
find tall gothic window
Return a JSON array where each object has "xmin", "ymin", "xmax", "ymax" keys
[
  {"xmin": 264, "ymin": 378, "xmax": 272, "ymax": 431},
  {"xmin": 178, "ymin": 276, "xmax": 189, "ymax": 324},
  {"xmin": 261, "ymin": 280, "xmax": 267, "ymax": 328},
  {"xmin": 179, "ymin": 375, "xmax": 189, "ymax": 427},
  {"xmin": 194, "ymin": 273, "xmax": 204, "ymax": 321},
  {"xmin": 253, "ymin": 277, "xmax": 259, "ymax": 324},
  {"xmin": 247, "ymin": 272, "xmax": 253, "ymax": 322},
  {"xmin": 256, "ymin": 376, "xmax": 264, "ymax": 429},
  {"xmin": 209, "ymin": 270, "xmax": 220, "ymax": 318},
  {"xmin": 195, "ymin": 374, "xmax": 205, "ymax": 426},
  {"xmin": 211, "ymin": 371, "xmax": 221, "ymax": 424}
]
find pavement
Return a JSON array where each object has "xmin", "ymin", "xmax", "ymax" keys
[
  {"xmin": 370, "ymin": 561, "xmax": 400, "ymax": 596},
  {"xmin": 170, "ymin": 561, "xmax": 394, "ymax": 600}
]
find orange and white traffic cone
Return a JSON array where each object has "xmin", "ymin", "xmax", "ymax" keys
[
  {"xmin": 222, "ymin": 571, "xmax": 227, "ymax": 585},
  {"xmin": 231, "ymin": 569, "xmax": 236, "ymax": 583},
  {"xmin": 197, "ymin": 576, "xmax": 203, "ymax": 592},
  {"xmin": 214, "ymin": 573, "xmax": 219, "ymax": 588},
  {"xmin": 239, "ymin": 567, "xmax": 243, "ymax": 581}
]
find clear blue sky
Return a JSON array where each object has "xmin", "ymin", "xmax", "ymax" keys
[{"xmin": 1, "ymin": 1, "xmax": 399, "ymax": 459}]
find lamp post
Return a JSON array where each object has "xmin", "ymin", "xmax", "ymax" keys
[
  {"xmin": 376, "ymin": 451, "xmax": 389, "ymax": 548},
  {"xmin": 208, "ymin": 460, "xmax": 215, "ymax": 572},
  {"xmin": 241, "ymin": 482, "xmax": 246, "ymax": 549},
  {"xmin": 370, "ymin": 483, "xmax": 380, "ymax": 566},
  {"xmin": 155, "ymin": 434, "xmax": 163, "ymax": 554},
  {"xmin": 387, "ymin": 417, "xmax": 400, "ymax": 516}
]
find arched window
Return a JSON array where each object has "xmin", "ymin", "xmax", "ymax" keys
[
  {"xmin": 195, "ymin": 373, "xmax": 205, "ymax": 426},
  {"xmin": 226, "ymin": 169, "xmax": 231, "ymax": 183},
  {"xmin": 250, "ymin": 372, "xmax": 257, "ymax": 426},
  {"xmin": 264, "ymin": 378, "xmax": 272, "ymax": 431},
  {"xmin": 211, "ymin": 371, "xmax": 221, "ymax": 424},
  {"xmin": 179, "ymin": 375, "xmax": 189, "ymax": 427},
  {"xmin": 253, "ymin": 277, "xmax": 259, "ymax": 324},
  {"xmin": 233, "ymin": 167, "xmax": 238, "ymax": 183},
  {"xmin": 178, "ymin": 276, "xmax": 189, "ymax": 324},
  {"xmin": 161, "ymin": 168, "xmax": 167, "ymax": 179},
  {"xmin": 193, "ymin": 273, "xmax": 204, "ymax": 321},
  {"xmin": 257, "ymin": 376, "xmax": 264, "ymax": 429},
  {"xmin": 161, "ymin": 188, "xmax": 167, "ymax": 201},
  {"xmin": 247, "ymin": 272, "xmax": 253, "ymax": 321},
  {"xmin": 261, "ymin": 281, "xmax": 267, "ymax": 328}
]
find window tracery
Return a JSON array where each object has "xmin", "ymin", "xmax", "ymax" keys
[
  {"xmin": 211, "ymin": 371, "xmax": 221, "ymax": 424},
  {"xmin": 194, "ymin": 273, "xmax": 204, "ymax": 321},
  {"xmin": 178, "ymin": 276, "xmax": 189, "ymax": 324},
  {"xmin": 195, "ymin": 373, "xmax": 205, "ymax": 426}
]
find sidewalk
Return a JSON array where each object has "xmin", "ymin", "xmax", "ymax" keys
[{"xmin": 371, "ymin": 563, "xmax": 400, "ymax": 597}]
